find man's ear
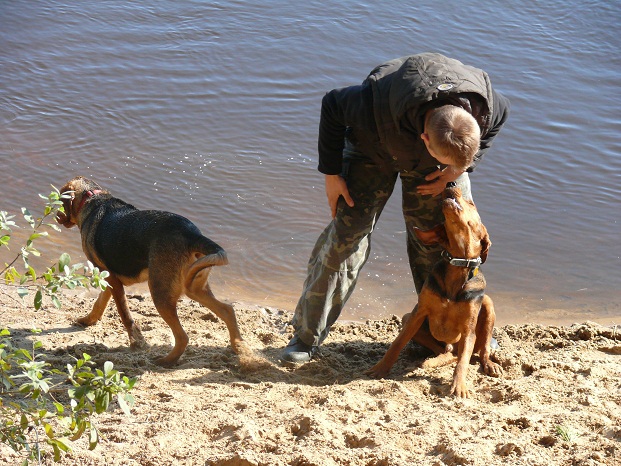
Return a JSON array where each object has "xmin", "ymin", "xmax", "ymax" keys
[
  {"xmin": 420, "ymin": 132, "xmax": 430, "ymax": 143},
  {"xmin": 414, "ymin": 223, "xmax": 448, "ymax": 247},
  {"xmin": 479, "ymin": 224, "xmax": 492, "ymax": 263}
]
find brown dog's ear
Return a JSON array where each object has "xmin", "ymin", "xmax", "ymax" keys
[
  {"xmin": 414, "ymin": 223, "xmax": 448, "ymax": 246},
  {"xmin": 479, "ymin": 224, "xmax": 491, "ymax": 263}
]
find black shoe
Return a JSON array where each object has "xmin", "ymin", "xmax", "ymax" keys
[{"xmin": 281, "ymin": 336, "xmax": 318, "ymax": 363}]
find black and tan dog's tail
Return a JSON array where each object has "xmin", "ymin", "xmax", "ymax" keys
[{"xmin": 184, "ymin": 237, "xmax": 229, "ymax": 291}]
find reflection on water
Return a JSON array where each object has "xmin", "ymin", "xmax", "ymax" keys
[{"xmin": 1, "ymin": 0, "xmax": 620, "ymax": 325}]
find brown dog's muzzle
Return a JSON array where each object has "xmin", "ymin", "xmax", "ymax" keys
[{"xmin": 442, "ymin": 186, "xmax": 464, "ymax": 214}]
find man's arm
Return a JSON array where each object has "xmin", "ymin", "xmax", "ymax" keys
[
  {"xmin": 325, "ymin": 174, "xmax": 354, "ymax": 218},
  {"xmin": 317, "ymin": 85, "xmax": 363, "ymax": 175},
  {"xmin": 317, "ymin": 85, "xmax": 365, "ymax": 215}
]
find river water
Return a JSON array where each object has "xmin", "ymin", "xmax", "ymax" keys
[{"xmin": 1, "ymin": 0, "xmax": 620, "ymax": 325}]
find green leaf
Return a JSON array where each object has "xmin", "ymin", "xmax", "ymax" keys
[
  {"xmin": 54, "ymin": 437, "xmax": 71, "ymax": 453},
  {"xmin": 21, "ymin": 207, "xmax": 34, "ymax": 226},
  {"xmin": 34, "ymin": 290, "xmax": 43, "ymax": 310},
  {"xmin": 89, "ymin": 425, "xmax": 99, "ymax": 450},
  {"xmin": 52, "ymin": 295, "xmax": 61, "ymax": 309},
  {"xmin": 44, "ymin": 422, "xmax": 54, "ymax": 439},
  {"xmin": 58, "ymin": 253, "xmax": 71, "ymax": 270},
  {"xmin": 28, "ymin": 232, "xmax": 46, "ymax": 242},
  {"xmin": 69, "ymin": 420, "xmax": 87, "ymax": 441},
  {"xmin": 51, "ymin": 441, "xmax": 61, "ymax": 462},
  {"xmin": 53, "ymin": 401, "xmax": 64, "ymax": 414},
  {"xmin": 96, "ymin": 392, "xmax": 111, "ymax": 413},
  {"xmin": 117, "ymin": 395, "xmax": 130, "ymax": 415}
]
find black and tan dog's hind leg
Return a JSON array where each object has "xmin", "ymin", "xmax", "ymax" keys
[
  {"xmin": 148, "ymin": 265, "xmax": 189, "ymax": 367},
  {"xmin": 76, "ymin": 275, "xmax": 146, "ymax": 349},
  {"xmin": 183, "ymin": 252, "xmax": 245, "ymax": 355},
  {"xmin": 136, "ymin": 248, "xmax": 241, "ymax": 367}
]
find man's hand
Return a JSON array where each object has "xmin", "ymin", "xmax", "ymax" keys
[
  {"xmin": 325, "ymin": 174, "xmax": 354, "ymax": 218},
  {"xmin": 416, "ymin": 166, "xmax": 464, "ymax": 197}
]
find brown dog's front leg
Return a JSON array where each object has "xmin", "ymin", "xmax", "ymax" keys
[
  {"xmin": 107, "ymin": 274, "xmax": 145, "ymax": 349},
  {"xmin": 401, "ymin": 311, "xmax": 447, "ymax": 356},
  {"xmin": 450, "ymin": 332, "xmax": 476, "ymax": 398},
  {"xmin": 475, "ymin": 295, "xmax": 504, "ymax": 378},
  {"xmin": 367, "ymin": 309, "xmax": 427, "ymax": 379},
  {"xmin": 76, "ymin": 286, "xmax": 112, "ymax": 327}
]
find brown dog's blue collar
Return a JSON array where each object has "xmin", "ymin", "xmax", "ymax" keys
[{"xmin": 442, "ymin": 250, "xmax": 482, "ymax": 269}]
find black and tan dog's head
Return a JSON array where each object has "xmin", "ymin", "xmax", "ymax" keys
[
  {"xmin": 56, "ymin": 176, "xmax": 107, "ymax": 229},
  {"xmin": 414, "ymin": 186, "xmax": 491, "ymax": 263}
]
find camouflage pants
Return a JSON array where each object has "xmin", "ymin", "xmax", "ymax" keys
[{"xmin": 292, "ymin": 147, "xmax": 472, "ymax": 346}]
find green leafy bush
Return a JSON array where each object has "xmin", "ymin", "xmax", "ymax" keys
[
  {"xmin": 1, "ymin": 188, "xmax": 137, "ymax": 464},
  {"xmin": 1, "ymin": 329, "xmax": 136, "ymax": 463}
]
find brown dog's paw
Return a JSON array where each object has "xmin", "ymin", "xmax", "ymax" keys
[
  {"xmin": 483, "ymin": 360, "xmax": 504, "ymax": 378},
  {"xmin": 129, "ymin": 338, "xmax": 147, "ymax": 350},
  {"xmin": 450, "ymin": 380, "xmax": 471, "ymax": 398},
  {"xmin": 365, "ymin": 363, "xmax": 391, "ymax": 379},
  {"xmin": 128, "ymin": 325, "xmax": 147, "ymax": 349},
  {"xmin": 230, "ymin": 339, "xmax": 248, "ymax": 355},
  {"xmin": 153, "ymin": 355, "xmax": 180, "ymax": 368},
  {"xmin": 75, "ymin": 316, "xmax": 97, "ymax": 327}
]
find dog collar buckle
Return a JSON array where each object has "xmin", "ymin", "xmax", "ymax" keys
[{"xmin": 442, "ymin": 250, "xmax": 482, "ymax": 269}]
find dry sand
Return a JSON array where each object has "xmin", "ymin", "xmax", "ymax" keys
[{"xmin": 1, "ymin": 287, "xmax": 620, "ymax": 465}]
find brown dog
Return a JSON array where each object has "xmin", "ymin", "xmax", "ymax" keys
[
  {"xmin": 56, "ymin": 176, "xmax": 244, "ymax": 366},
  {"xmin": 367, "ymin": 185, "xmax": 503, "ymax": 397}
]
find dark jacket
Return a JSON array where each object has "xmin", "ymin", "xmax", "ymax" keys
[{"xmin": 317, "ymin": 53, "xmax": 510, "ymax": 175}]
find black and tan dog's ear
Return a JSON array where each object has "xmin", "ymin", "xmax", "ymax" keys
[
  {"xmin": 479, "ymin": 224, "xmax": 491, "ymax": 263},
  {"xmin": 56, "ymin": 183, "xmax": 77, "ymax": 228},
  {"xmin": 414, "ymin": 223, "xmax": 448, "ymax": 247}
]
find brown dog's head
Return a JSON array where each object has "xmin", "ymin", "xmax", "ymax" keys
[
  {"xmin": 414, "ymin": 186, "xmax": 491, "ymax": 263},
  {"xmin": 56, "ymin": 176, "xmax": 107, "ymax": 229}
]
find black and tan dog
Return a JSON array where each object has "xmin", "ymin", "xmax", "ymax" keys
[
  {"xmin": 56, "ymin": 176, "xmax": 244, "ymax": 366},
  {"xmin": 367, "ymin": 185, "xmax": 503, "ymax": 397}
]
